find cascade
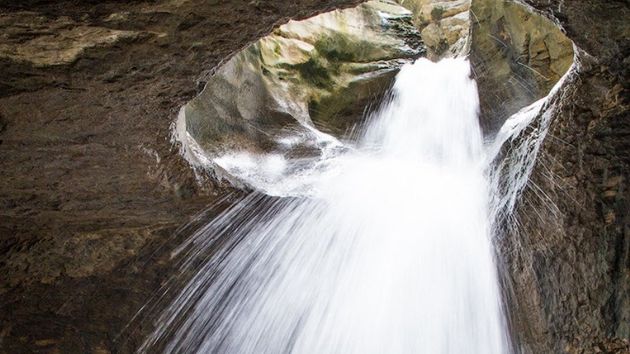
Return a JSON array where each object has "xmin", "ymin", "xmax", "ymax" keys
[{"xmin": 142, "ymin": 58, "xmax": 514, "ymax": 354}]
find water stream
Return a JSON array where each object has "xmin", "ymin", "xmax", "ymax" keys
[{"xmin": 142, "ymin": 58, "xmax": 526, "ymax": 353}]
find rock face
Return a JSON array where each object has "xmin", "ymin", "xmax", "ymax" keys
[
  {"xmin": 181, "ymin": 0, "xmax": 423, "ymax": 173},
  {"xmin": 492, "ymin": 0, "xmax": 629, "ymax": 353},
  {"xmin": 0, "ymin": 0, "xmax": 363, "ymax": 352},
  {"xmin": 470, "ymin": 0, "xmax": 574, "ymax": 133},
  {"xmin": 0, "ymin": 12, "xmax": 143, "ymax": 67},
  {"xmin": 398, "ymin": 0, "xmax": 574, "ymax": 134},
  {"xmin": 0, "ymin": 0, "xmax": 627, "ymax": 353},
  {"xmin": 399, "ymin": 0, "xmax": 472, "ymax": 59}
]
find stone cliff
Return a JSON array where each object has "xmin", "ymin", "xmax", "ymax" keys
[{"xmin": 0, "ymin": 0, "xmax": 627, "ymax": 353}]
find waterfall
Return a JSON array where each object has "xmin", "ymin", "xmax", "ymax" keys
[{"xmin": 141, "ymin": 58, "xmax": 513, "ymax": 353}]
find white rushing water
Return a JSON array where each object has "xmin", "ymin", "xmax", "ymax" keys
[{"xmin": 142, "ymin": 58, "xmax": 513, "ymax": 353}]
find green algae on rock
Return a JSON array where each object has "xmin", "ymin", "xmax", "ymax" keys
[
  {"xmin": 469, "ymin": 0, "xmax": 574, "ymax": 133},
  {"xmin": 181, "ymin": 0, "xmax": 424, "ymax": 162}
]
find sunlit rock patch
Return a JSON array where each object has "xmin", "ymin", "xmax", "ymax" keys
[
  {"xmin": 180, "ymin": 0, "xmax": 423, "ymax": 161},
  {"xmin": 469, "ymin": 0, "xmax": 574, "ymax": 132},
  {"xmin": 399, "ymin": 0, "xmax": 472, "ymax": 59},
  {"xmin": 0, "ymin": 12, "xmax": 145, "ymax": 67}
]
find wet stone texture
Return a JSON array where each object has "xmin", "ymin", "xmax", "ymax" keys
[
  {"xmin": 0, "ymin": 0, "xmax": 361, "ymax": 352},
  {"xmin": 470, "ymin": 0, "xmax": 574, "ymax": 134},
  {"xmin": 491, "ymin": 0, "xmax": 629, "ymax": 353},
  {"xmin": 0, "ymin": 0, "xmax": 628, "ymax": 353}
]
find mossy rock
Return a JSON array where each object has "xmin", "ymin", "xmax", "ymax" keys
[
  {"xmin": 181, "ymin": 0, "xmax": 425, "ymax": 157},
  {"xmin": 295, "ymin": 57, "xmax": 333, "ymax": 88},
  {"xmin": 309, "ymin": 68, "xmax": 398, "ymax": 138}
]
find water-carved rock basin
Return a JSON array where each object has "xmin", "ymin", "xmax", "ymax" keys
[
  {"xmin": 175, "ymin": 0, "xmax": 573, "ymax": 195},
  {"xmin": 156, "ymin": 1, "xmax": 587, "ymax": 354}
]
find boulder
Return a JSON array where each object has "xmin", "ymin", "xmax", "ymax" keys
[{"xmin": 469, "ymin": 0, "xmax": 574, "ymax": 133}]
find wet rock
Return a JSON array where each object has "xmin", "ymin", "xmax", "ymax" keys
[
  {"xmin": 0, "ymin": 12, "xmax": 144, "ymax": 67},
  {"xmin": 399, "ymin": 0, "xmax": 471, "ymax": 59},
  {"xmin": 0, "ymin": 0, "xmax": 626, "ymax": 353},
  {"xmin": 469, "ymin": 0, "xmax": 574, "ymax": 133},
  {"xmin": 399, "ymin": 0, "xmax": 574, "ymax": 130},
  {"xmin": 181, "ymin": 0, "xmax": 423, "ymax": 164},
  {"xmin": 493, "ymin": 0, "xmax": 629, "ymax": 352},
  {"xmin": 0, "ymin": 0, "xmax": 363, "ymax": 352}
]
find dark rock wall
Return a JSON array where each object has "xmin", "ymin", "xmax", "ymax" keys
[
  {"xmin": 494, "ymin": 1, "xmax": 629, "ymax": 353},
  {"xmin": 0, "ymin": 1, "xmax": 361, "ymax": 352}
]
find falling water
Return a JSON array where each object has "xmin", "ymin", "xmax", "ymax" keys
[{"xmin": 142, "ymin": 58, "xmax": 513, "ymax": 353}]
